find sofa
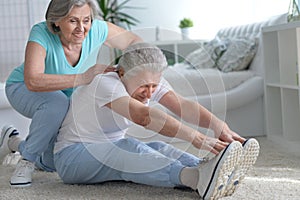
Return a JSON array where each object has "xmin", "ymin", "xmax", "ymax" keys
[{"xmin": 126, "ymin": 13, "xmax": 288, "ymax": 144}]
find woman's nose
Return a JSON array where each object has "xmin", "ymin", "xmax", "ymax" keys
[
  {"xmin": 77, "ymin": 22, "xmax": 84, "ymax": 31},
  {"xmin": 145, "ymin": 87, "xmax": 154, "ymax": 98}
]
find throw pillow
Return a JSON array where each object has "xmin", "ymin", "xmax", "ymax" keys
[
  {"xmin": 184, "ymin": 37, "xmax": 228, "ymax": 69},
  {"xmin": 184, "ymin": 43, "xmax": 216, "ymax": 69},
  {"xmin": 216, "ymin": 38, "xmax": 258, "ymax": 72}
]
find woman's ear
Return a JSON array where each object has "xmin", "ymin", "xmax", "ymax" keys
[{"xmin": 117, "ymin": 67, "xmax": 125, "ymax": 77}]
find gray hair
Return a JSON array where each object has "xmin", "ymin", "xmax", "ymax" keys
[
  {"xmin": 118, "ymin": 43, "xmax": 168, "ymax": 79},
  {"xmin": 45, "ymin": 0, "xmax": 100, "ymax": 34}
]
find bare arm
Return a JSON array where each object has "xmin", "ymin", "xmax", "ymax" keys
[
  {"xmin": 106, "ymin": 96, "xmax": 228, "ymax": 154},
  {"xmin": 24, "ymin": 42, "xmax": 110, "ymax": 92},
  {"xmin": 104, "ymin": 22, "xmax": 143, "ymax": 50},
  {"xmin": 24, "ymin": 22, "xmax": 142, "ymax": 92},
  {"xmin": 159, "ymin": 91, "xmax": 246, "ymax": 143}
]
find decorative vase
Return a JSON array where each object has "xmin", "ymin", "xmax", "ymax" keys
[
  {"xmin": 288, "ymin": 0, "xmax": 300, "ymax": 22},
  {"xmin": 181, "ymin": 28, "xmax": 190, "ymax": 40}
]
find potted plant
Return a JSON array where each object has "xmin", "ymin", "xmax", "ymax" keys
[
  {"xmin": 97, "ymin": 0, "xmax": 142, "ymax": 63},
  {"xmin": 179, "ymin": 18, "xmax": 193, "ymax": 40},
  {"xmin": 97, "ymin": 0, "xmax": 141, "ymax": 30}
]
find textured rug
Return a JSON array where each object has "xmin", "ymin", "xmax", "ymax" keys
[{"xmin": 0, "ymin": 137, "xmax": 299, "ymax": 200}]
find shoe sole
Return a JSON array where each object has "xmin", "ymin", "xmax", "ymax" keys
[
  {"xmin": 225, "ymin": 138, "xmax": 260, "ymax": 196},
  {"xmin": 10, "ymin": 182, "xmax": 32, "ymax": 188},
  {"xmin": 0, "ymin": 125, "xmax": 14, "ymax": 147},
  {"xmin": 0, "ymin": 125, "xmax": 15, "ymax": 163},
  {"xmin": 203, "ymin": 141, "xmax": 242, "ymax": 200},
  {"xmin": 10, "ymin": 159, "xmax": 34, "ymax": 188}
]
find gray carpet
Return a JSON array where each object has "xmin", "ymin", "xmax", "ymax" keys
[{"xmin": 1, "ymin": 137, "xmax": 300, "ymax": 200}]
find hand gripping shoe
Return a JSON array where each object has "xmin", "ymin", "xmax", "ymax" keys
[{"xmin": 197, "ymin": 141, "xmax": 243, "ymax": 199}]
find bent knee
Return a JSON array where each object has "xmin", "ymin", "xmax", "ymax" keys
[
  {"xmin": 147, "ymin": 141, "xmax": 168, "ymax": 149},
  {"xmin": 44, "ymin": 96, "xmax": 69, "ymax": 117},
  {"xmin": 117, "ymin": 137, "xmax": 140, "ymax": 146}
]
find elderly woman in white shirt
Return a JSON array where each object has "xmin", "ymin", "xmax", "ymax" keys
[{"xmin": 53, "ymin": 43, "xmax": 259, "ymax": 199}]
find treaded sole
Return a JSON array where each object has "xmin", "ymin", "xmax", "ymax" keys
[
  {"xmin": 225, "ymin": 138, "xmax": 260, "ymax": 196},
  {"xmin": 203, "ymin": 141, "xmax": 243, "ymax": 200}
]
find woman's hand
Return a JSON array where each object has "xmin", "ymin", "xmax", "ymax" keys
[
  {"xmin": 192, "ymin": 134, "xmax": 229, "ymax": 155},
  {"xmin": 219, "ymin": 123, "xmax": 246, "ymax": 144},
  {"xmin": 79, "ymin": 64, "xmax": 115, "ymax": 85}
]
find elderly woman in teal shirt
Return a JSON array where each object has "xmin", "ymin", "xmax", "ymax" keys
[{"xmin": 0, "ymin": 0, "xmax": 142, "ymax": 187}]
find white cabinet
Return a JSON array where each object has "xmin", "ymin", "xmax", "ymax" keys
[
  {"xmin": 151, "ymin": 40, "xmax": 204, "ymax": 65},
  {"xmin": 262, "ymin": 21, "xmax": 300, "ymax": 151}
]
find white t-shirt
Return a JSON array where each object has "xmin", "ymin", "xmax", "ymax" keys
[{"xmin": 54, "ymin": 72, "xmax": 172, "ymax": 153}]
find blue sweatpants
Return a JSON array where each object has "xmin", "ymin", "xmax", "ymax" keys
[
  {"xmin": 54, "ymin": 138, "xmax": 201, "ymax": 187},
  {"xmin": 6, "ymin": 82, "xmax": 69, "ymax": 171}
]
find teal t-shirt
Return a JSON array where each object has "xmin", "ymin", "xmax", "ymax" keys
[{"xmin": 6, "ymin": 19, "xmax": 108, "ymax": 97}]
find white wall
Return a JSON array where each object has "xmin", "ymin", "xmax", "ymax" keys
[{"xmin": 122, "ymin": 0, "xmax": 289, "ymax": 41}]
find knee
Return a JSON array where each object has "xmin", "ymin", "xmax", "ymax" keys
[
  {"xmin": 118, "ymin": 137, "xmax": 140, "ymax": 146},
  {"xmin": 50, "ymin": 94, "xmax": 69, "ymax": 111},
  {"xmin": 46, "ymin": 95, "xmax": 69, "ymax": 118},
  {"xmin": 147, "ymin": 141, "xmax": 168, "ymax": 149},
  {"xmin": 116, "ymin": 138, "xmax": 142, "ymax": 152}
]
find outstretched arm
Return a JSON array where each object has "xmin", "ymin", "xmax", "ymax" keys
[
  {"xmin": 106, "ymin": 96, "xmax": 228, "ymax": 155},
  {"xmin": 159, "ymin": 91, "xmax": 246, "ymax": 144},
  {"xmin": 104, "ymin": 22, "xmax": 143, "ymax": 51}
]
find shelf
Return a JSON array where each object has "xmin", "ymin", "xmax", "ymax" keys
[
  {"xmin": 152, "ymin": 39, "xmax": 205, "ymax": 46},
  {"xmin": 265, "ymin": 87, "xmax": 283, "ymax": 137},
  {"xmin": 266, "ymin": 83, "xmax": 299, "ymax": 90},
  {"xmin": 263, "ymin": 22, "xmax": 300, "ymax": 144},
  {"xmin": 152, "ymin": 40, "xmax": 205, "ymax": 65},
  {"xmin": 263, "ymin": 26, "xmax": 300, "ymax": 87},
  {"xmin": 262, "ymin": 21, "xmax": 300, "ymax": 32},
  {"xmin": 263, "ymin": 31, "xmax": 280, "ymax": 84},
  {"xmin": 281, "ymin": 89, "xmax": 300, "ymax": 140},
  {"xmin": 278, "ymin": 29, "xmax": 299, "ymax": 86}
]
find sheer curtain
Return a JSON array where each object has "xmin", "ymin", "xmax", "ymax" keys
[{"xmin": 0, "ymin": 0, "xmax": 50, "ymax": 83}]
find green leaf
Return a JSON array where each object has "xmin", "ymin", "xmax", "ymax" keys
[{"xmin": 97, "ymin": 0, "xmax": 142, "ymax": 29}]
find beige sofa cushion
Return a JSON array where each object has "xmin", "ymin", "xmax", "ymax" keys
[{"xmin": 216, "ymin": 38, "xmax": 258, "ymax": 72}]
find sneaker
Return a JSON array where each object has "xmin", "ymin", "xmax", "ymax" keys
[
  {"xmin": 197, "ymin": 141, "xmax": 243, "ymax": 200},
  {"xmin": 225, "ymin": 138, "xmax": 260, "ymax": 196},
  {"xmin": 10, "ymin": 159, "xmax": 35, "ymax": 187},
  {"xmin": 0, "ymin": 125, "xmax": 19, "ymax": 164}
]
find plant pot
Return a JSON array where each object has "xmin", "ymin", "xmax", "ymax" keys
[{"xmin": 181, "ymin": 28, "xmax": 190, "ymax": 40}]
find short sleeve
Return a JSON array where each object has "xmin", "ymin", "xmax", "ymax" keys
[
  {"xmin": 90, "ymin": 19, "xmax": 108, "ymax": 44},
  {"xmin": 151, "ymin": 77, "xmax": 173, "ymax": 102},
  {"xmin": 28, "ymin": 22, "xmax": 51, "ymax": 51},
  {"xmin": 89, "ymin": 73, "xmax": 129, "ymax": 108}
]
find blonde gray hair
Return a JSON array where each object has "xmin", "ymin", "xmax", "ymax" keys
[
  {"xmin": 118, "ymin": 43, "xmax": 168, "ymax": 79},
  {"xmin": 45, "ymin": 0, "xmax": 100, "ymax": 34}
]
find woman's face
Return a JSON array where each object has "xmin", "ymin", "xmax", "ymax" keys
[
  {"xmin": 122, "ymin": 70, "xmax": 162, "ymax": 104},
  {"xmin": 55, "ymin": 4, "xmax": 92, "ymax": 45}
]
